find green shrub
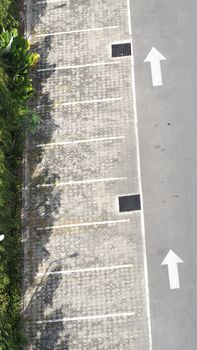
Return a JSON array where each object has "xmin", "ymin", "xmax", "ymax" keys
[
  {"xmin": 0, "ymin": 0, "xmax": 18, "ymax": 31},
  {"xmin": 0, "ymin": 28, "xmax": 40, "ymax": 131},
  {"xmin": 0, "ymin": 24, "xmax": 40, "ymax": 349}
]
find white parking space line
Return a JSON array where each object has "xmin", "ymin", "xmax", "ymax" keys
[
  {"xmin": 37, "ymin": 0, "xmax": 66, "ymax": 4},
  {"xmin": 37, "ymin": 136, "xmax": 125, "ymax": 148},
  {"xmin": 37, "ymin": 219, "xmax": 130, "ymax": 231},
  {"xmin": 37, "ymin": 264, "xmax": 133, "ymax": 276},
  {"xmin": 37, "ymin": 61, "xmax": 120, "ymax": 72},
  {"xmin": 36, "ymin": 26, "xmax": 119, "ymax": 38},
  {"xmin": 36, "ymin": 97, "xmax": 122, "ymax": 110},
  {"xmin": 37, "ymin": 264, "xmax": 133, "ymax": 277},
  {"xmin": 36, "ymin": 177, "xmax": 127, "ymax": 188},
  {"xmin": 36, "ymin": 312, "xmax": 135, "ymax": 324},
  {"xmin": 56, "ymin": 97, "xmax": 122, "ymax": 107},
  {"xmin": 127, "ymin": 1, "xmax": 153, "ymax": 350}
]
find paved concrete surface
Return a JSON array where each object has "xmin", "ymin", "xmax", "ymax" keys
[
  {"xmin": 23, "ymin": 0, "xmax": 150, "ymax": 349},
  {"xmin": 130, "ymin": 0, "xmax": 197, "ymax": 349}
]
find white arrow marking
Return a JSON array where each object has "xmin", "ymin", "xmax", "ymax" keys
[
  {"xmin": 144, "ymin": 47, "xmax": 166, "ymax": 87},
  {"xmin": 161, "ymin": 250, "xmax": 183, "ymax": 289}
]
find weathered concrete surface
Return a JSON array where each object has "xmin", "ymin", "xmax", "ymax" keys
[{"xmin": 23, "ymin": 0, "xmax": 150, "ymax": 349}]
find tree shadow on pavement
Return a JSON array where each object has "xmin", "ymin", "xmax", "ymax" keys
[
  {"xmin": 23, "ymin": 266, "xmax": 70, "ymax": 350},
  {"xmin": 22, "ymin": 2, "xmax": 71, "ymax": 349}
]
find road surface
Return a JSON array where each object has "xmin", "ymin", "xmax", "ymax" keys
[{"xmin": 130, "ymin": 0, "xmax": 197, "ymax": 349}]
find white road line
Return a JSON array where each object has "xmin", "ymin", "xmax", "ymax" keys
[
  {"xmin": 127, "ymin": 2, "xmax": 153, "ymax": 350},
  {"xmin": 37, "ymin": 0, "xmax": 65, "ymax": 4},
  {"xmin": 126, "ymin": 0, "xmax": 132, "ymax": 35},
  {"xmin": 37, "ymin": 219, "xmax": 130, "ymax": 231},
  {"xmin": 36, "ymin": 177, "xmax": 127, "ymax": 188},
  {"xmin": 37, "ymin": 61, "xmax": 120, "ymax": 72},
  {"xmin": 36, "ymin": 97, "xmax": 122, "ymax": 109},
  {"xmin": 57, "ymin": 97, "xmax": 122, "ymax": 107},
  {"xmin": 37, "ymin": 136, "xmax": 125, "ymax": 148},
  {"xmin": 36, "ymin": 312, "xmax": 135, "ymax": 324},
  {"xmin": 36, "ymin": 26, "xmax": 119, "ymax": 38},
  {"xmin": 37, "ymin": 264, "xmax": 133, "ymax": 276}
]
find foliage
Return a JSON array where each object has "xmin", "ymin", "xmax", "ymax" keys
[
  {"xmin": 0, "ymin": 4, "xmax": 40, "ymax": 349},
  {"xmin": 0, "ymin": 0, "xmax": 18, "ymax": 32},
  {"xmin": 0, "ymin": 28, "xmax": 40, "ymax": 131}
]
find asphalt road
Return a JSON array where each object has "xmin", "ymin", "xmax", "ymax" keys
[{"xmin": 130, "ymin": 0, "xmax": 197, "ymax": 349}]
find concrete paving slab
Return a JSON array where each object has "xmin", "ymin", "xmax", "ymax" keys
[
  {"xmin": 33, "ymin": 30, "xmax": 126, "ymax": 69},
  {"xmin": 24, "ymin": 217, "xmax": 142, "ymax": 274},
  {"xmin": 29, "ymin": 99, "xmax": 134, "ymax": 146},
  {"xmin": 29, "ymin": 0, "xmax": 127, "ymax": 35},
  {"xmin": 26, "ymin": 314, "xmax": 147, "ymax": 350},
  {"xmin": 28, "ymin": 133, "xmax": 138, "ymax": 184},
  {"xmin": 23, "ymin": 0, "xmax": 150, "ymax": 348}
]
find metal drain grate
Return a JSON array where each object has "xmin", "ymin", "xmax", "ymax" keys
[
  {"xmin": 112, "ymin": 43, "xmax": 131, "ymax": 57},
  {"xmin": 119, "ymin": 194, "xmax": 141, "ymax": 212}
]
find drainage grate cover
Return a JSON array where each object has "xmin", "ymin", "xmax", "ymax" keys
[
  {"xmin": 112, "ymin": 43, "xmax": 131, "ymax": 57},
  {"xmin": 119, "ymin": 194, "xmax": 141, "ymax": 212}
]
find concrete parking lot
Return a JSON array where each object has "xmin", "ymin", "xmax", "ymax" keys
[{"xmin": 23, "ymin": 0, "xmax": 150, "ymax": 348}]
